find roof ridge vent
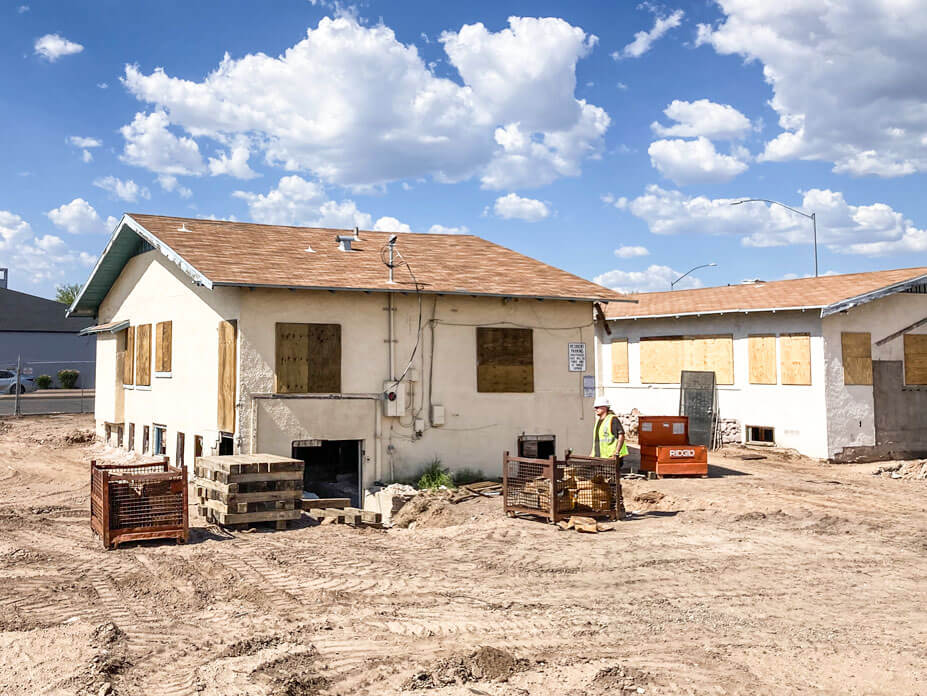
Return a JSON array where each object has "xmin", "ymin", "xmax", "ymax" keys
[{"xmin": 335, "ymin": 234, "xmax": 355, "ymax": 251}]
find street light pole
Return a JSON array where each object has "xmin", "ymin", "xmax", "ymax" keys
[
  {"xmin": 671, "ymin": 263, "xmax": 717, "ymax": 290},
  {"xmin": 731, "ymin": 198, "xmax": 818, "ymax": 277}
]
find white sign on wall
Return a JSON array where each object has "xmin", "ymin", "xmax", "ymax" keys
[
  {"xmin": 568, "ymin": 342, "xmax": 586, "ymax": 372},
  {"xmin": 583, "ymin": 375, "xmax": 595, "ymax": 398}
]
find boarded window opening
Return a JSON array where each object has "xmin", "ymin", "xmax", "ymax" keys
[
  {"xmin": 127, "ymin": 423, "xmax": 135, "ymax": 451},
  {"xmin": 123, "ymin": 326, "xmax": 135, "ymax": 386},
  {"xmin": 903, "ymin": 334, "xmax": 927, "ymax": 385},
  {"xmin": 842, "ymin": 332, "xmax": 872, "ymax": 385},
  {"xmin": 640, "ymin": 335, "xmax": 734, "ymax": 385},
  {"xmin": 194, "ymin": 435, "xmax": 203, "ymax": 459},
  {"xmin": 135, "ymin": 324, "xmax": 151, "ymax": 386},
  {"xmin": 780, "ymin": 333, "xmax": 811, "ymax": 385},
  {"xmin": 746, "ymin": 425, "xmax": 775, "ymax": 444},
  {"xmin": 748, "ymin": 335, "xmax": 777, "ymax": 384},
  {"xmin": 476, "ymin": 327, "xmax": 534, "ymax": 393},
  {"xmin": 142, "ymin": 425, "xmax": 150, "ymax": 454},
  {"xmin": 610, "ymin": 338, "xmax": 629, "ymax": 383},
  {"xmin": 156, "ymin": 320, "xmax": 172, "ymax": 373},
  {"xmin": 274, "ymin": 323, "xmax": 342, "ymax": 394},
  {"xmin": 218, "ymin": 320, "xmax": 237, "ymax": 432},
  {"xmin": 175, "ymin": 431, "xmax": 185, "ymax": 466}
]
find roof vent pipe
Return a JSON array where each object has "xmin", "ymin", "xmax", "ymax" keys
[
  {"xmin": 178, "ymin": 223, "xmax": 192, "ymax": 233},
  {"xmin": 335, "ymin": 234, "xmax": 354, "ymax": 251},
  {"xmin": 352, "ymin": 226, "xmax": 361, "ymax": 241}
]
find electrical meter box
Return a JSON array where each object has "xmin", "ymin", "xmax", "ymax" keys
[{"xmin": 382, "ymin": 380, "xmax": 407, "ymax": 417}]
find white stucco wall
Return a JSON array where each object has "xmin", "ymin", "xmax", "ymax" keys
[
  {"xmin": 821, "ymin": 292, "xmax": 927, "ymax": 458},
  {"xmin": 94, "ymin": 251, "xmax": 241, "ymax": 464},
  {"xmin": 238, "ymin": 289, "xmax": 596, "ymax": 485},
  {"xmin": 597, "ymin": 310, "xmax": 829, "ymax": 458}
]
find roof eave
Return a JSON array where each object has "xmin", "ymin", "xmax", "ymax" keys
[
  {"xmin": 606, "ymin": 304, "xmax": 827, "ymax": 321},
  {"xmin": 821, "ymin": 273, "xmax": 927, "ymax": 317}
]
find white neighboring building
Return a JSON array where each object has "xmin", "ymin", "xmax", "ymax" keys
[
  {"xmin": 596, "ymin": 268, "xmax": 927, "ymax": 461},
  {"xmin": 68, "ymin": 214, "xmax": 620, "ymax": 504}
]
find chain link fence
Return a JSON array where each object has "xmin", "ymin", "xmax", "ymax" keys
[{"xmin": 0, "ymin": 357, "xmax": 95, "ymax": 416}]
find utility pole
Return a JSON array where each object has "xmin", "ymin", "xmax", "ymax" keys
[{"xmin": 13, "ymin": 355, "xmax": 21, "ymax": 417}]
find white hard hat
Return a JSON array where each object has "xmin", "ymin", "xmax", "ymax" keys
[{"xmin": 593, "ymin": 396, "xmax": 611, "ymax": 408}]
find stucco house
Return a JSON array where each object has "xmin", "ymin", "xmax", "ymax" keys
[
  {"xmin": 596, "ymin": 268, "xmax": 927, "ymax": 462},
  {"xmin": 0, "ymin": 268, "xmax": 95, "ymax": 388},
  {"xmin": 68, "ymin": 214, "xmax": 619, "ymax": 502}
]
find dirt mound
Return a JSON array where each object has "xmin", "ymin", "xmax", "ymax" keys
[
  {"xmin": 805, "ymin": 514, "xmax": 858, "ymax": 535},
  {"xmin": 734, "ymin": 509, "xmax": 792, "ymax": 523},
  {"xmin": 405, "ymin": 646, "xmax": 527, "ymax": 689},
  {"xmin": 250, "ymin": 649, "xmax": 329, "ymax": 695},
  {"xmin": 77, "ymin": 622, "xmax": 129, "ymax": 695},
  {"xmin": 24, "ymin": 427, "xmax": 95, "ymax": 448},
  {"xmin": 873, "ymin": 460, "xmax": 927, "ymax": 480},
  {"xmin": 391, "ymin": 490, "xmax": 498, "ymax": 529},
  {"xmin": 589, "ymin": 663, "xmax": 657, "ymax": 694}
]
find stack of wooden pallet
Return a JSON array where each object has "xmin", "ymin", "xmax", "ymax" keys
[
  {"xmin": 194, "ymin": 454, "xmax": 304, "ymax": 530},
  {"xmin": 302, "ymin": 498, "xmax": 382, "ymax": 528},
  {"xmin": 449, "ymin": 480, "xmax": 503, "ymax": 504}
]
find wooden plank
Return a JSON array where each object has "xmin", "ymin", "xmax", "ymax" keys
[
  {"xmin": 841, "ymin": 332, "xmax": 872, "ymax": 385},
  {"xmin": 748, "ymin": 334, "xmax": 777, "ymax": 384},
  {"xmin": 301, "ymin": 498, "xmax": 350, "ymax": 510},
  {"xmin": 308, "ymin": 323, "xmax": 341, "ymax": 393},
  {"xmin": 610, "ymin": 338, "xmax": 629, "ymax": 383},
  {"xmin": 640, "ymin": 336, "xmax": 683, "ymax": 384},
  {"xmin": 685, "ymin": 335, "xmax": 734, "ymax": 385},
  {"xmin": 123, "ymin": 326, "xmax": 135, "ymax": 385},
  {"xmin": 780, "ymin": 333, "xmax": 811, "ymax": 385},
  {"xmin": 156, "ymin": 320, "xmax": 172, "ymax": 373},
  {"xmin": 275, "ymin": 323, "xmax": 309, "ymax": 393},
  {"xmin": 135, "ymin": 324, "xmax": 151, "ymax": 386},
  {"xmin": 307, "ymin": 508, "xmax": 346, "ymax": 522},
  {"xmin": 340, "ymin": 507, "xmax": 364, "ymax": 525},
  {"xmin": 903, "ymin": 334, "xmax": 927, "ymax": 385},
  {"xmin": 217, "ymin": 319, "xmax": 237, "ymax": 432},
  {"xmin": 476, "ymin": 327, "xmax": 534, "ymax": 393},
  {"xmin": 214, "ymin": 509, "xmax": 301, "ymax": 525}
]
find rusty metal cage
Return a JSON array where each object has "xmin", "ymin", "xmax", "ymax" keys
[
  {"xmin": 90, "ymin": 458, "xmax": 189, "ymax": 549},
  {"xmin": 502, "ymin": 451, "xmax": 622, "ymax": 523}
]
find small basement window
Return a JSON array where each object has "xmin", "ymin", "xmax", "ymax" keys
[
  {"xmin": 746, "ymin": 425, "xmax": 775, "ymax": 445},
  {"xmin": 142, "ymin": 425, "xmax": 150, "ymax": 454},
  {"xmin": 194, "ymin": 435, "xmax": 204, "ymax": 459},
  {"xmin": 517, "ymin": 434, "xmax": 556, "ymax": 459},
  {"xmin": 175, "ymin": 431, "xmax": 185, "ymax": 466},
  {"xmin": 153, "ymin": 424, "xmax": 167, "ymax": 456},
  {"xmin": 127, "ymin": 423, "xmax": 135, "ymax": 451}
]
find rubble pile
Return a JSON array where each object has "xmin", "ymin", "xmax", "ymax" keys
[{"xmin": 872, "ymin": 460, "xmax": 927, "ymax": 480}]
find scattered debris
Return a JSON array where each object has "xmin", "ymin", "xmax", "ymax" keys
[
  {"xmin": 740, "ymin": 454, "xmax": 767, "ymax": 460},
  {"xmin": 872, "ymin": 460, "xmax": 927, "ymax": 480},
  {"xmin": 449, "ymin": 481, "xmax": 502, "ymax": 504},
  {"xmin": 304, "ymin": 498, "xmax": 382, "ymax": 527},
  {"xmin": 589, "ymin": 663, "xmax": 656, "ymax": 694},
  {"xmin": 405, "ymin": 647, "xmax": 528, "ymax": 689},
  {"xmin": 557, "ymin": 515, "xmax": 615, "ymax": 533}
]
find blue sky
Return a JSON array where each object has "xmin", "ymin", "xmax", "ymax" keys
[{"xmin": 2, "ymin": 0, "xmax": 926, "ymax": 299}]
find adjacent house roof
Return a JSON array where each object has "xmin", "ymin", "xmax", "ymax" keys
[
  {"xmin": 69, "ymin": 214, "xmax": 623, "ymax": 316},
  {"xmin": 0, "ymin": 287, "xmax": 94, "ymax": 333},
  {"xmin": 605, "ymin": 267, "xmax": 927, "ymax": 320}
]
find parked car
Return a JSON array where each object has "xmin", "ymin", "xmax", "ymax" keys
[{"xmin": 0, "ymin": 370, "xmax": 36, "ymax": 394}]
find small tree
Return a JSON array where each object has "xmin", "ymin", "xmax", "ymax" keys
[
  {"xmin": 35, "ymin": 374, "xmax": 52, "ymax": 389},
  {"xmin": 55, "ymin": 283, "xmax": 82, "ymax": 305},
  {"xmin": 57, "ymin": 369, "xmax": 79, "ymax": 389}
]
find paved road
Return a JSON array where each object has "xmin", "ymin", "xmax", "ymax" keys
[{"xmin": 0, "ymin": 391, "xmax": 95, "ymax": 416}]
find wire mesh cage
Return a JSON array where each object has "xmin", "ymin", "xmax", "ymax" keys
[
  {"xmin": 502, "ymin": 451, "xmax": 622, "ymax": 522},
  {"xmin": 90, "ymin": 458, "xmax": 189, "ymax": 549}
]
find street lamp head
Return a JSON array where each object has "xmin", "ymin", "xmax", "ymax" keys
[{"xmin": 708, "ymin": 262, "xmax": 718, "ymax": 267}]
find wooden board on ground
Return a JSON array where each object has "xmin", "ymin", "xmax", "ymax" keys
[{"xmin": 300, "ymin": 498, "xmax": 350, "ymax": 510}]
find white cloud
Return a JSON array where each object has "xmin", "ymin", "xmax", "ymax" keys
[
  {"xmin": 81, "ymin": 150, "xmax": 93, "ymax": 163},
  {"xmin": 617, "ymin": 82, "xmax": 628, "ymax": 90},
  {"xmin": 233, "ymin": 175, "xmax": 410, "ymax": 231},
  {"xmin": 67, "ymin": 136, "xmax": 102, "ymax": 148},
  {"xmin": 157, "ymin": 175, "xmax": 193, "ymax": 199},
  {"xmin": 97, "ymin": 82, "xmax": 108, "ymax": 89},
  {"xmin": 427, "ymin": 224, "xmax": 469, "ymax": 235},
  {"xmin": 93, "ymin": 176, "xmax": 150, "ymax": 202},
  {"xmin": 651, "ymin": 99, "xmax": 752, "ymax": 140},
  {"xmin": 34, "ymin": 34, "xmax": 84, "ymax": 62},
  {"xmin": 648, "ymin": 136, "xmax": 749, "ymax": 185},
  {"xmin": 207, "ymin": 141, "xmax": 259, "ymax": 179},
  {"xmin": 46, "ymin": 198, "xmax": 118, "ymax": 235},
  {"xmin": 119, "ymin": 110, "xmax": 205, "ymax": 176},
  {"xmin": 0, "ymin": 211, "xmax": 96, "ymax": 293},
  {"xmin": 614, "ymin": 9, "xmax": 683, "ymax": 59},
  {"xmin": 594, "ymin": 264, "xmax": 702, "ymax": 294},
  {"xmin": 120, "ymin": 16, "xmax": 606, "ymax": 190},
  {"xmin": 620, "ymin": 184, "xmax": 927, "ymax": 256},
  {"xmin": 18, "ymin": 5, "xmax": 29, "ymax": 13},
  {"xmin": 602, "ymin": 193, "xmax": 628, "ymax": 210},
  {"xmin": 492, "ymin": 193, "xmax": 550, "ymax": 222},
  {"xmin": 697, "ymin": 1, "xmax": 927, "ymax": 177},
  {"xmin": 614, "ymin": 245, "xmax": 649, "ymax": 258}
]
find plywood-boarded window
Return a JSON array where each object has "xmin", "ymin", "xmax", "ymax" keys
[
  {"xmin": 123, "ymin": 326, "xmax": 135, "ymax": 385},
  {"xmin": 639, "ymin": 335, "xmax": 733, "ymax": 385},
  {"xmin": 610, "ymin": 338, "xmax": 629, "ymax": 383},
  {"xmin": 274, "ymin": 323, "xmax": 342, "ymax": 394},
  {"xmin": 155, "ymin": 321, "xmax": 172, "ymax": 373},
  {"xmin": 218, "ymin": 320, "xmax": 237, "ymax": 432},
  {"xmin": 903, "ymin": 334, "xmax": 927, "ymax": 385},
  {"xmin": 841, "ymin": 332, "xmax": 872, "ymax": 385},
  {"xmin": 476, "ymin": 327, "xmax": 534, "ymax": 393},
  {"xmin": 780, "ymin": 333, "xmax": 811, "ymax": 385},
  {"xmin": 135, "ymin": 324, "xmax": 151, "ymax": 386},
  {"xmin": 748, "ymin": 335, "xmax": 777, "ymax": 384}
]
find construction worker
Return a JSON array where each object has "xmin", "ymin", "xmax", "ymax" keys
[{"xmin": 591, "ymin": 396, "xmax": 628, "ymax": 464}]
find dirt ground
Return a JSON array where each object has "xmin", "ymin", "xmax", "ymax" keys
[{"xmin": 1, "ymin": 414, "xmax": 926, "ymax": 696}]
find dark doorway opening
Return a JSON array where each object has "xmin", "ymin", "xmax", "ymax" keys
[
  {"xmin": 292, "ymin": 440, "xmax": 361, "ymax": 506},
  {"xmin": 518, "ymin": 434, "xmax": 556, "ymax": 460},
  {"xmin": 218, "ymin": 433, "xmax": 234, "ymax": 455}
]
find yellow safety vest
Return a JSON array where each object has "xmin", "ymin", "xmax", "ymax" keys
[{"xmin": 591, "ymin": 413, "xmax": 629, "ymax": 459}]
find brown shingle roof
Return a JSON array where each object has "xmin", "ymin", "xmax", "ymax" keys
[
  {"xmin": 605, "ymin": 267, "xmax": 927, "ymax": 319},
  {"xmin": 129, "ymin": 214, "xmax": 620, "ymax": 302}
]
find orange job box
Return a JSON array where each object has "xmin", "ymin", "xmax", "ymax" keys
[{"xmin": 637, "ymin": 416, "xmax": 708, "ymax": 477}]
